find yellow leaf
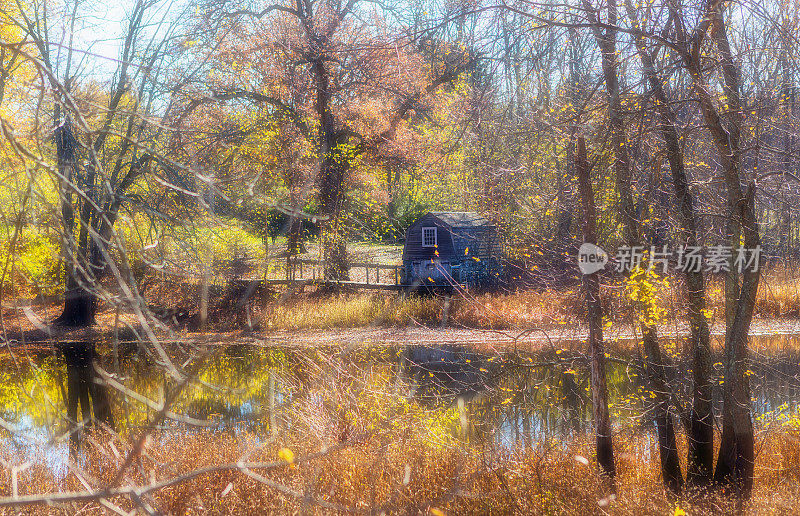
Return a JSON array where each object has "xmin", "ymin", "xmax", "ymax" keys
[{"xmin": 278, "ymin": 448, "xmax": 295, "ymax": 464}]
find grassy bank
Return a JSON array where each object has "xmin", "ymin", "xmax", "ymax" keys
[
  {"xmin": 262, "ymin": 290, "xmax": 577, "ymax": 330},
  {"xmin": 4, "ymin": 264, "xmax": 800, "ymax": 337},
  {"xmin": 258, "ymin": 266, "xmax": 800, "ymax": 331}
]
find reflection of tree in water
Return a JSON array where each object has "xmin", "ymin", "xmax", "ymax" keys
[
  {"xmin": 113, "ymin": 346, "xmax": 294, "ymax": 435},
  {"xmin": 396, "ymin": 346, "xmax": 594, "ymax": 443},
  {"xmin": 561, "ymin": 369, "xmax": 584, "ymax": 433},
  {"xmin": 60, "ymin": 342, "xmax": 114, "ymax": 449}
]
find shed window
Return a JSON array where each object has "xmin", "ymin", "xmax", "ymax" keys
[{"xmin": 422, "ymin": 227, "xmax": 437, "ymax": 247}]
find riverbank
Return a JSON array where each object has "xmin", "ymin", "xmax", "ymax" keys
[
  {"xmin": 6, "ymin": 285, "xmax": 800, "ymax": 352},
  {"xmin": 8, "ymin": 318, "xmax": 800, "ymax": 358}
]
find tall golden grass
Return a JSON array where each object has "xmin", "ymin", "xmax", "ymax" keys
[
  {"xmin": 257, "ymin": 265, "xmax": 800, "ymax": 331},
  {"xmin": 261, "ymin": 290, "xmax": 579, "ymax": 330},
  {"xmin": 3, "ymin": 424, "xmax": 799, "ymax": 514}
]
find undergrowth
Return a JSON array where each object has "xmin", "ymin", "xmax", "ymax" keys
[{"xmin": 2, "ymin": 416, "xmax": 799, "ymax": 514}]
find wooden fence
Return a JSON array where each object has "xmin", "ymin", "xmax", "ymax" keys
[{"xmin": 265, "ymin": 257, "xmax": 404, "ymax": 290}]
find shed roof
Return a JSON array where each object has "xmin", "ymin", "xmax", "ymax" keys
[{"xmin": 429, "ymin": 211, "xmax": 492, "ymax": 228}]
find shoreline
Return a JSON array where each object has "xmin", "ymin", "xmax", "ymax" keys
[{"xmin": 4, "ymin": 317, "xmax": 800, "ymax": 352}]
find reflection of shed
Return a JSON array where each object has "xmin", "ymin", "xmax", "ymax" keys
[
  {"xmin": 402, "ymin": 212, "xmax": 503, "ymax": 289},
  {"xmin": 399, "ymin": 345, "xmax": 493, "ymax": 400}
]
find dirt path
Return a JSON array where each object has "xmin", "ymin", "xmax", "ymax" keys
[
  {"xmin": 236, "ymin": 317, "xmax": 800, "ymax": 351},
  {"xmin": 5, "ymin": 300, "xmax": 800, "ymax": 352}
]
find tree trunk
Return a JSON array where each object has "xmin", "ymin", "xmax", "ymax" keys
[
  {"xmin": 642, "ymin": 327, "xmax": 683, "ymax": 495},
  {"xmin": 59, "ymin": 288, "xmax": 97, "ymax": 327},
  {"xmin": 624, "ymin": 0, "xmax": 715, "ymax": 486},
  {"xmin": 54, "ymin": 115, "xmax": 99, "ymax": 327},
  {"xmin": 589, "ymin": 0, "xmax": 681, "ymax": 492},
  {"xmin": 713, "ymin": 185, "xmax": 760, "ymax": 498},
  {"xmin": 318, "ymin": 159, "xmax": 349, "ymax": 283},
  {"xmin": 312, "ymin": 53, "xmax": 350, "ymax": 282},
  {"xmin": 59, "ymin": 227, "xmax": 107, "ymax": 327},
  {"xmin": 575, "ymin": 136, "xmax": 616, "ymax": 483}
]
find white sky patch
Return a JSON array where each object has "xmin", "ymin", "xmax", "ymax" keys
[{"xmin": 48, "ymin": 0, "xmax": 185, "ymax": 80}]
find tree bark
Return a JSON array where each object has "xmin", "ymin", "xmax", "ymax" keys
[
  {"xmin": 588, "ymin": 0, "xmax": 682, "ymax": 492},
  {"xmin": 625, "ymin": 0, "xmax": 714, "ymax": 488},
  {"xmin": 575, "ymin": 136, "xmax": 616, "ymax": 483},
  {"xmin": 311, "ymin": 51, "xmax": 350, "ymax": 282},
  {"xmin": 54, "ymin": 116, "xmax": 98, "ymax": 327},
  {"xmin": 713, "ymin": 185, "xmax": 760, "ymax": 498},
  {"xmin": 642, "ymin": 326, "xmax": 683, "ymax": 494}
]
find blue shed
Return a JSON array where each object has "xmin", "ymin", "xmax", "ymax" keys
[{"xmin": 402, "ymin": 212, "xmax": 503, "ymax": 289}]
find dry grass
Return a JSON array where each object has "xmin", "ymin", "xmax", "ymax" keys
[
  {"xmin": 3, "ymin": 425, "xmax": 800, "ymax": 514},
  {"xmin": 656, "ymin": 265, "xmax": 800, "ymax": 321},
  {"xmin": 448, "ymin": 290, "xmax": 581, "ymax": 328},
  {"xmin": 263, "ymin": 294, "xmax": 446, "ymax": 330},
  {"xmin": 744, "ymin": 266, "xmax": 800, "ymax": 318},
  {"xmin": 261, "ymin": 290, "xmax": 580, "ymax": 331},
  {"xmin": 256, "ymin": 264, "xmax": 800, "ymax": 332}
]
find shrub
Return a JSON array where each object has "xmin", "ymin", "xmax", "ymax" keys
[{"xmin": 0, "ymin": 227, "xmax": 61, "ymax": 297}]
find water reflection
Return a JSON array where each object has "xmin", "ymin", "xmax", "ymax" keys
[{"xmin": 2, "ymin": 335, "xmax": 800, "ymax": 475}]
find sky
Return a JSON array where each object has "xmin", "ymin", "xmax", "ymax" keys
[{"xmin": 49, "ymin": 0, "xmax": 186, "ymax": 80}]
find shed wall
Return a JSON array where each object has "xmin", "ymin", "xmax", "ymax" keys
[
  {"xmin": 402, "ymin": 212, "xmax": 503, "ymax": 287},
  {"xmin": 402, "ymin": 214, "xmax": 456, "ymax": 261}
]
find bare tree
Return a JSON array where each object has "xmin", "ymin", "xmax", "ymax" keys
[
  {"xmin": 10, "ymin": 0, "xmax": 187, "ymax": 326},
  {"xmin": 665, "ymin": 0, "xmax": 761, "ymax": 496},
  {"xmin": 575, "ymin": 135, "xmax": 616, "ymax": 484},
  {"xmin": 581, "ymin": 0, "xmax": 683, "ymax": 493}
]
